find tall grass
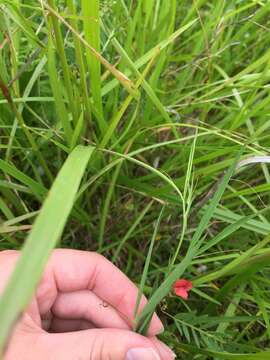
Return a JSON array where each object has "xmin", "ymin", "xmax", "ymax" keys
[{"xmin": 1, "ymin": 1, "xmax": 270, "ymax": 358}]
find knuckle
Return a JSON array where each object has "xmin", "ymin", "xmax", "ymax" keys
[
  {"xmin": 115, "ymin": 291, "xmax": 130, "ymax": 311},
  {"xmin": 92, "ymin": 252, "xmax": 107, "ymax": 264}
]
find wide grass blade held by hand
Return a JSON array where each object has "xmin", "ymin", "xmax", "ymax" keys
[{"xmin": 0, "ymin": 145, "xmax": 94, "ymax": 356}]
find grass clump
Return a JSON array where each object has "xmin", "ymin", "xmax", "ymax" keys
[{"xmin": 1, "ymin": 1, "xmax": 270, "ymax": 358}]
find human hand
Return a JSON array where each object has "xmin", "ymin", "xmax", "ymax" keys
[{"xmin": 0, "ymin": 249, "xmax": 175, "ymax": 360}]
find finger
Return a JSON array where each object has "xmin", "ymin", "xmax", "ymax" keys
[
  {"xmin": 5, "ymin": 328, "xmax": 175, "ymax": 360},
  {"xmin": 49, "ymin": 318, "xmax": 95, "ymax": 333},
  {"xmin": 0, "ymin": 250, "xmax": 19, "ymax": 294},
  {"xmin": 52, "ymin": 290, "xmax": 130, "ymax": 330},
  {"xmin": 44, "ymin": 249, "xmax": 163, "ymax": 336}
]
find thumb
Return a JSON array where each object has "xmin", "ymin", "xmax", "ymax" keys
[
  {"xmin": 44, "ymin": 328, "xmax": 175, "ymax": 360},
  {"xmin": 6, "ymin": 327, "xmax": 175, "ymax": 360}
]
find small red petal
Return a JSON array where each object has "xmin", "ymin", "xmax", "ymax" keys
[
  {"xmin": 174, "ymin": 288, "xmax": 188, "ymax": 299},
  {"xmin": 173, "ymin": 279, "xmax": 193, "ymax": 300},
  {"xmin": 174, "ymin": 279, "xmax": 193, "ymax": 290}
]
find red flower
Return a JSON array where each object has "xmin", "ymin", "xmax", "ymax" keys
[{"xmin": 173, "ymin": 279, "xmax": 193, "ymax": 300}]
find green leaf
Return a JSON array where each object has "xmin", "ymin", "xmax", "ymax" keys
[
  {"xmin": 0, "ymin": 145, "xmax": 94, "ymax": 355},
  {"xmin": 134, "ymin": 206, "xmax": 165, "ymax": 331},
  {"xmin": 175, "ymin": 342, "xmax": 270, "ymax": 359}
]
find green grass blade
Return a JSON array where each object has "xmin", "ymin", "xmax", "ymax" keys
[
  {"xmin": 174, "ymin": 342, "xmax": 270, "ymax": 359},
  {"xmin": 82, "ymin": 0, "xmax": 103, "ymax": 120},
  {"xmin": 66, "ymin": 0, "xmax": 92, "ymax": 123},
  {"xmin": 101, "ymin": 18, "xmax": 198, "ymax": 98},
  {"xmin": 190, "ymin": 148, "xmax": 243, "ymax": 249},
  {"xmin": 0, "ymin": 159, "xmax": 46, "ymax": 200},
  {"xmin": 194, "ymin": 235, "xmax": 270, "ymax": 286},
  {"xmin": 112, "ymin": 200, "xmax": 154, "ymax": 263},
  {"xmin": 47, "ymin": 36, "xmax": 72, "ymax": 145},
  {"xmin": 0, "ymin": 145, "xmax": 93, "ymax": 355},
  {"xmin": 46, "ymin": 0, "xmax": 78, "ymax": 122},
  {"xmin": 43, "ymin": 2, "xmax": 139, "ymax": 100},
  {"xmin": 134, "ymin": 206, "xmax": 165, "ymax": 331}
]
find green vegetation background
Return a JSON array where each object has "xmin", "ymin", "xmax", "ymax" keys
[{"xmin": 1, "ymin": 1, "xmax": 270, "ymax": 358}]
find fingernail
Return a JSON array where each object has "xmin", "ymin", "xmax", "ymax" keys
[
  {"xmin": 153, "ymin": 314, "xmax": 164, "ymax": 335},
  {"xmin": 157, "ymin": 343, "xmax": 176, "ymax": 360},
  {"xmin": 126, "ymin": 347, "xmax": 160, "ymax": 360},
  {"xmin": 154, "ymin": 339, "xmax": 176, "ymax": 359},
  {"xmin": 156, "ymin": 322, "xmax": 164, "ymax": 335}
]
